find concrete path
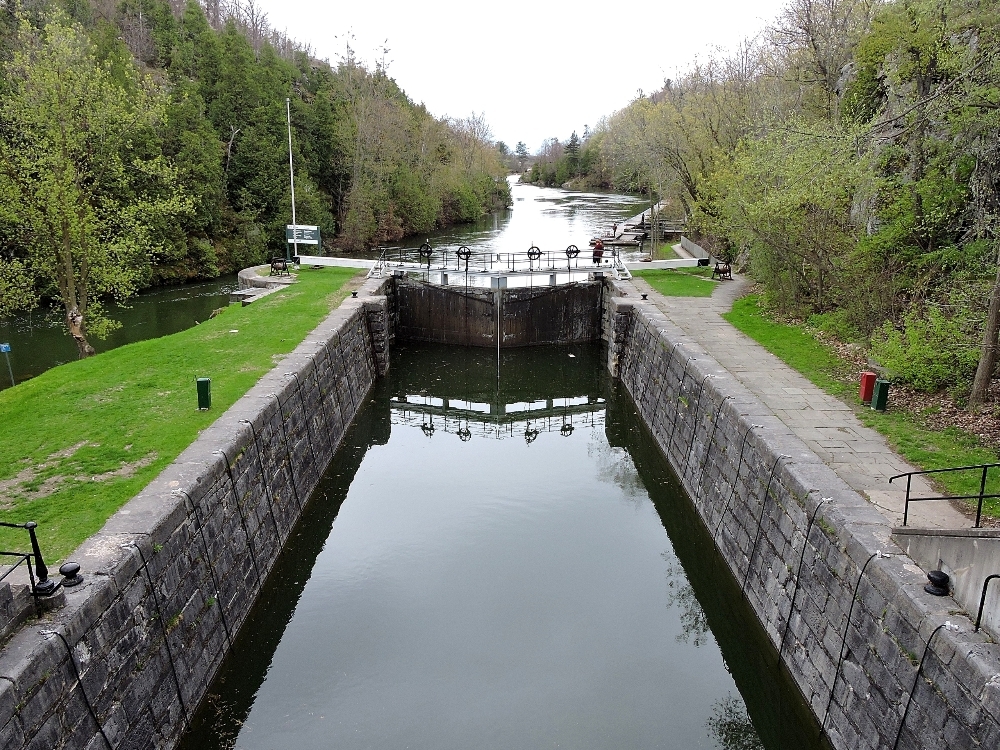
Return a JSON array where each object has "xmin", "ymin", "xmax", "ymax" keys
[{"xmin": 629, "ymin": 274, "xmax": 970, "ymax": 530}]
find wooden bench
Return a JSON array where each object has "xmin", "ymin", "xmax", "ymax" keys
[{"xmin": 711, "ymin": 261, "xmax": 732, "ymax": 280}]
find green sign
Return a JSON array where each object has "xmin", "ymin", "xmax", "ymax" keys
[{"xmin": 286, "ymin": 224, "xmax": 321, "ymax": 245}]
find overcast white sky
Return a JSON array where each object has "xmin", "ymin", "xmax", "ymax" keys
[{"xmin": 257, "ymin": 0, "xmax": 789, "ymax": 152}]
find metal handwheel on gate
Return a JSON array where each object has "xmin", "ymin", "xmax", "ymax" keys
[
  {"xmin": 419, "ymin": 242, "xmax": 433, "ymax": 259},
  {"xmin": 457, "ymin": 246, "xmax": 472, "ymax": 261},
  {"xmin": 527, "ymin": 245, "xmax": 542, "ymax": 261},
  {"xmin": 565, "ymin": 244, "xmax": 579, "ymax": 258}
]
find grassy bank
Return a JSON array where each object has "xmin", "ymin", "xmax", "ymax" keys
[
  {"xmin": 724, "ymin": 295, "xmax": 999, "ymax": 518},
  {"xmin": 650, "ymin": 242, "xmax": 679, "ymax": 260},
  {"xmin": 0, "ymin": 267, "xmax": 361, "ymax": 560},
  {"xmin": 633, "ymin": 267, "xmax": 717, "ymax": 297}
]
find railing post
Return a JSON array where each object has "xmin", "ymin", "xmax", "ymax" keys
[
  {"xmin": 25, "ymin": 522, "xmax": 55, "ymax": 595},
  {"xmin": 903, "ymin": 474, "xmax": 912, "ymax": 526},
  {"xmin": 976, "ymin": 466, "xmax": 988, "ymax": 528}
]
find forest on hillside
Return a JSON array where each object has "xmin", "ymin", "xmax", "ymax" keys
[
  {"xmin": 0, "ymin": 0, "xmax": 509, "ymax": 355},
  {"xmin": 527, "ymin": 0, "xmax": 1000, "ymax": 408}
]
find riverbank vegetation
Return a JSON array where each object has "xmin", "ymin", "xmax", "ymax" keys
[
  {"xmin": 0, "ymin": 1, "xmax": 509, "ymax": 355},
  {"xmin": 0, "ymin": 267, "xmax": 359, "ymax": 560},
  {"xmin": 527, "ymin": 0, "xmax": 1000, "ymax": 417}
]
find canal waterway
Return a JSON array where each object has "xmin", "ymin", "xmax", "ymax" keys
[
  {"xmin": 347, "ymin": 177, "xmax": 652, "ymax": 261},
  {"xmin": 178, "ymin": 343, "xmax": 825, "ymax": 750}
]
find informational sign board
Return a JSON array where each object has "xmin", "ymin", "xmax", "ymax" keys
[
  {"xmin": 0, "ymin": 343, "xmax": 9, "ymax": 353},
  {"xmin": 286, "ymin": 225, "xmax": 321, "ymax": 245}
]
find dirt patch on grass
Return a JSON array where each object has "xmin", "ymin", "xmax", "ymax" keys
[
  {"xmin": 0, "ymin": 442, "xmax": 158, "ymax": 506},
  {"xmin": 325, "ymin": 272, "xmax": 367, "ymax": 309},
  {"xmin": 74, "ymin": 452, "xmax": 158, "ymax": 483}
]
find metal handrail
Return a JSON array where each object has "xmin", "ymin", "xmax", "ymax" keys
[
  {"xmin": 0, "ymin": 552, "xmax": 35, "ymax": 588},
  {"xmin": 371, "ymin": 243, "xmax": 630, "ymax": 280},
  {"xmin": 0, "ymin": 521, "xmax": 56, "ymax": 595},
  {"xmin": 889, "ymin": 462, "xmax": 1000, "ymax": 528}
]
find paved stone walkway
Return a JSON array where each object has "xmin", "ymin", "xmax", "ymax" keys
[{"xmin": 629, "ymin": 274, "xmax": 970, "ymax": 530}]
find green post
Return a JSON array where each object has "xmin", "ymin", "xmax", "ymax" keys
[
  {"xmin": 197, "ymin": 377, "xmax": 211, "ymax": 410},
  {"xmin": 871, "ymin": 379, "xmax": 890, "ymax": 412}
]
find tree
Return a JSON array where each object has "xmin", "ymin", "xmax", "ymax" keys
[
  {"xmin": 515, "ymin": 141, "xmax": 529, "ymax": 170},
  {"xmin": 706, "ymin": 125, "xmax": 864, "ymax": 313},
  {"xmin": 769, "ymin": 0, "xmax": 879, "ymax": 117},
  {"xmin": 565, "ymin": 131, "xmax": 580, "ymax": 157},
  {"xmin": 0, "ymin": 14, "xmax": 190, "ymax": 356},
  {"xmin": 565, "ymin": 131, "xmax": 581, "ymax": 176}
]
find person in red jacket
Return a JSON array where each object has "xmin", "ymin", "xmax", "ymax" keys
[{"xmin": 592, "ymin": 239, "xmax": 605, "ymax": 265}]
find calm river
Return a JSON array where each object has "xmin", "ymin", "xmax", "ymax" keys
[
  {"xmin": 178, "ymin": 344, "xmax": 824, "ymax": 750},
  {"xmin": 374, "ymin": 178, "xmax": 651, "ymax": 261}
]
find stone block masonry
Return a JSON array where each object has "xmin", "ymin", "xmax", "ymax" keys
[
  {"xmin": 0, "ymin": 278, "xmax": 391, "ymax": 750},
  {"xmin": 606, "ymin": 285, "xmax": 1000, "ymax": 750}
]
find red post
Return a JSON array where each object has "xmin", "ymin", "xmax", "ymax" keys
[{"xmin": 859, "ymin": 371, "xmax": 877, "ymax": 404}]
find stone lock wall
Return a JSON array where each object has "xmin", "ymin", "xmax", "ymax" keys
[
  {"xmin": 0, "ymin": 279, "xmax": 391, "ymax": 750},
  {"xmin": 606, "ymin": 288, "xmax": 1000, "ymax": 750}
]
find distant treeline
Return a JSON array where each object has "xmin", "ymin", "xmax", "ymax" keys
[{"xmin": 526, "ymin": 0, "xmax": 1000, "ymax": 408}]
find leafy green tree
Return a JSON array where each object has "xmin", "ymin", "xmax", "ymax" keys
[
  {"xmin": 565, "ymin": 131, "xmax": 580, "ymax": 157},
  {"xmin": 516, "ymin": 141, "xmax": 529, "ymax": 170},
  {"xmin": 705, "ymin": 125, "xmax": 864, "ymax": 313},
  {"xmin": 0, "ymin": 13, "xmax": 190, "ymax": 356}
]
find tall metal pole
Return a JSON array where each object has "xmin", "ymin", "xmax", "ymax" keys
[{"xmin": 286, "ymin": 97, "xmax": 298, "ymax": 262}]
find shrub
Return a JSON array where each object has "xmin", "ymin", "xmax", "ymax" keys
[
  {"xmin": 807, "ymin": 309, "xmax": 863, "ymax": 343},
  {"xmin": 870, "ymin": 307, "xmax": 980, "ymax": 391}
]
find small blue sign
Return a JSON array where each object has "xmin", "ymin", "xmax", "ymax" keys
[{"xmin": 0, "ymin": 343, "xmax": 9, "ymax": 353}]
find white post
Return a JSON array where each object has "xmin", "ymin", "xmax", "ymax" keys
[{"xmin": 286, "ymin": 97, "xmax": 297, "ymax": 262}]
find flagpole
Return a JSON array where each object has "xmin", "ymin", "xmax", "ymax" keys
[{"xmin": 286, "ymin": 97, "xmax": 297, "ymax": 262}]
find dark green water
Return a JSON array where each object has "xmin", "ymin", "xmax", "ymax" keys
[
  {"xmin": 178, "ymin": 343, "xmax": 826, "ymax": 750},
  {"xmin": 0, "ymin": 277, "xmax": 236, "ymax": 390}
]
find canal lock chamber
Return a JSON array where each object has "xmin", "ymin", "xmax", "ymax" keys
[
  {"xmin": 9, "ymin": 183, "xmax": 995, "ymax": 750},
  {"xmin": 178, "ymin": 342, "xmax": 826, "ymax": 750}
]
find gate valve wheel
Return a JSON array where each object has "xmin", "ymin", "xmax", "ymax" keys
[
  {"xmin": 527, "ymin": 245, "xmax": 542, "ymax": 261},
  {"xmin": 565, "ymin": 244, "xmax": 580, "ymax": 258},
  {"xmin": 457, "ymin": 246, "xmax": 472, "ymax": 261},
  {"xmin": 419, "ymin": 243, "xmax": 433, "ymax": 259}
]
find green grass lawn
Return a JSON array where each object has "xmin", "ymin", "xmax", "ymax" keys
[
  {"xmin": 651, "ymin": 242, "xmax": 679, "ymax": 260},
  {"xmin": 0, "ymin": 267, "xmax": 361, "ymax": 560},
  {"xmin": 723, "ymin": 296, "xmax": 854, "ymax": 398},
  {"xmin": 634, "ymin": 268, "xmax": 718, "ymax": 297},
  {"xmin": 724, "ymin": 295, "xmax": 999, "ymax": 519}
]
